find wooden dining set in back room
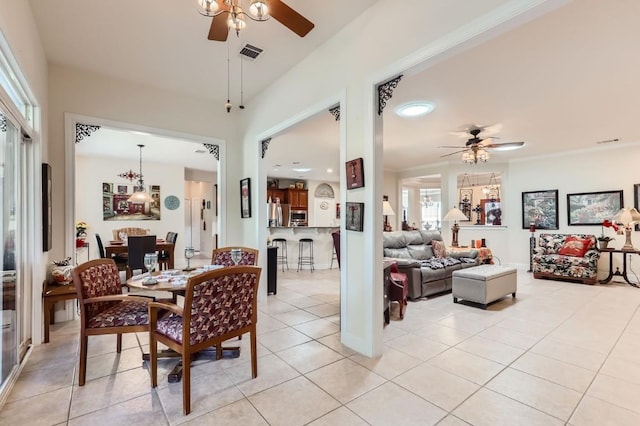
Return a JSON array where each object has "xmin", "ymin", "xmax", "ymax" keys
[{"xmin": 45, "ymin": 226, "xmax": 261, "ymax": 416}]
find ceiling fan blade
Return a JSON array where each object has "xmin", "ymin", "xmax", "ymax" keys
[
  {"xmin": 269, "ymin": 0, "xmax": 315, "ymax": 37},
  {"xmin": 483, "ymin": 141, "xmax": 525, "ymax": 150},
  {"xmin": 440, "ymin": 149, "xmax": 468, "ymax": 158},
  {"xmin": 208, "ymin": 12, "xmax": 230, "ymax": 41},
  {"xmin": 450, "ymin": 130, "xmax": 472, "ymax": 138},
  {"xmin": 437, "ymin": 145, "xmax": 467, "ymax": 149}
]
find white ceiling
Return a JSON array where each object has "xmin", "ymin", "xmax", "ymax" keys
[{"xmin": 28, "ymin": 0, "xmax": 640, "ymax": 177}]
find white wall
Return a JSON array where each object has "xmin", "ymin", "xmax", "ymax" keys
[{"xmin": 75, "ymin": 155, "xmax": 186, "ymax": 265}]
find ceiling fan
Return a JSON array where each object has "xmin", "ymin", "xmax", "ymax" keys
[
  {"xmin": 439, "ymin": 124, "xmax": 525, "ymax": 164},
  {"xmin": 198, "ymin": 0, "xmax": 315, "ymax": 42}
]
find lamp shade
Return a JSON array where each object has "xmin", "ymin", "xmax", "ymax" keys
[
  {"xmin": 382, "ymin": 201, "xmax": 395, "ymax": 216},
  {"xmin": 443, "ymin": 206, "xmax": 468, "ymax": 222},
  {"xmin": 128, "ymin": 189, "xmax": 153, "ymax": 203},
  {"xmin": 612, "ymin": 207, "xmax": 640, "ymax": 226}
]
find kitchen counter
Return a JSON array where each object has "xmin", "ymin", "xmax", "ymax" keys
[{"xmin": 268, "ymin": 227, "xmax": 339, "ymax": 269}]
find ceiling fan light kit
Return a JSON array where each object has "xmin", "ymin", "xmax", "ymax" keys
[{"xmin": 439, "ymin": 124, "xmax": 525, "ymax": 164}]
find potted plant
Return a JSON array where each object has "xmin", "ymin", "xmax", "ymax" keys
[{"xmin": 599, "ymin": 219, "xmax": 619, "ymax": 249}]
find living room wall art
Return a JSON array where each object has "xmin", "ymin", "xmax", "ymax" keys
[
  {"xmin": 567, "ymin": 190, "xmax": 623, "ymax": 225},
  {"xmin": 346, "ymin": 158, "xmax": 364, "ymax": 190},
  {"xmin": 522, "ymin": 190, "xmax": 558, "ymax": 229},
  {"xmin": 102, "ymin": 182, "xmax": 161, "ymax": 221},
  {"xmin": 345, "ymin": 202, "xmax": 364, "ymax": 231},
  {"xmin": 480, "ymin": 199, "xmax": 502, "ymax": 225}
]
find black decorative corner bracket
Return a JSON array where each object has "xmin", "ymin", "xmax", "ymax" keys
[
  {"xmin": 377, "ymin": 75, "xmax": 403, "ymax": 115},
  {"xmin": 328, "ymin": 106, "xmax": 340, "ymax": 121},
  {"xmin": 203, "ymin": 143, "xmax": 220, "ymax": 160},
  {"xmin": 0, "ymin": 113, "xmax": 6, "ymax": 133},
  {"xmin": 75, "ymin": 123, "xmax": 101, "ymax": 143},
  {"xmin": 261, "ymin": 138, "xmax": 272, "ymax": 159}
]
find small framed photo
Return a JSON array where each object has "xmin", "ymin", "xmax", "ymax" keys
[
  {"xmin": 336, "ymin": 203, "xmax": 341, "ymax": 220},
  {"xmin": 346, "ymin": 158, "xmax": 364, "ymax": 190},
  {"xmin": 522, "ymin": 190, "xmax": 559, "ymax": 229},
  {"xmin": 345, "ymin": 202, "xmax": 364, "ymax": 232},
  {"xmin": 117, "ymin": 185, "xmax": 127, "ymax": 194},
  {"xmin": 240, "ymin": 178, "xmax": 252, "ymax": 218},
  {"xmin": 480, "ymin": 199, "xmax": 502, "ymax": 225},
  {"xmin": 567, "ymin": 190, "xmax": 623, "ymax": 225}
]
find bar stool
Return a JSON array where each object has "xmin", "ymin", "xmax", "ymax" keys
[
  {"xmin": 272, "ymin": 238, "xmax": 289, "ymax": 271},
  {"xmin": 330, "ymin": 244, "xmax": 338, "ymax": 269},
  {"xmin": 297, "ymin": 238, "xmax": 315, "ymax": 272}
]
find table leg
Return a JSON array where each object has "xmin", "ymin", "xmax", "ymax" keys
[
  {"xmin": 622, "ymin": 254, "xmax": 639, "ymax": 287},
  {"xmin": 599, "ymin": 251, "xmax": 614, "ymax": 284},
  {"xmin": 43, "ymin": 300, "xmax": 51, "ymax": 343}
]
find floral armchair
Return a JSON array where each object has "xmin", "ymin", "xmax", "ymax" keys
[{"xmin": 532, "ymin": 233, "xmax": 599, "ymax": 284}]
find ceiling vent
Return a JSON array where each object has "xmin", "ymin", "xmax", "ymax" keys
[{"xmin": 239, "ymin": 43, "xmax": 264, "ymax": 61}]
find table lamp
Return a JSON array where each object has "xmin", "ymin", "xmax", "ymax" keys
[
  {"xmin": 443, "ymin": 206, "xmax": 468, "ymax": 247},
  {"xmin": 383, "ymin": 200, "xmax": 395, "ymax": 232},
  {"xmin": 612, "ymin": 207, "xmax": 640, "ymax": 250}
]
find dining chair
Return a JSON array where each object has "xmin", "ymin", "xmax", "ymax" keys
[
  {"xmin": 149, "ymin": 266, "xmax": 262, "ymax": 415},
  {"xmin": 112, "ymin": 227, "xmax": 150, "ymax": 241},
  {"xmin": 211, "ymin": 246, "xmax": 259, "ymax": 266},
  {"xmin": 126, "ymin": 235, "xmax": 157, "ymax": 279},
  {"xmin": 158, "ymin": 232, "xmax": 178, "ymax": 270},
  {"xmin": 71, "ymin": 258, "xmax": 151, "ymax": 386},
  {"xmin": 95, "ymin": 233, "xmax": 128, "ymax": 272}
]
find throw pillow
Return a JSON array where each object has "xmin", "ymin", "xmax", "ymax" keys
[
  {"xmin": 558, "ymin": 236, "xmax": 592, "ymax": 257},
  {"xmin": 432, "ymin": 240, "xmax": 446, "ymax": 258}
]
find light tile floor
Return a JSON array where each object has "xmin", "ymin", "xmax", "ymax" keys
[{"xmin": 3, "ymin": 268, "xmax": 640, "ymax": 425}]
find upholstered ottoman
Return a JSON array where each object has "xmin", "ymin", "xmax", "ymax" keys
[{"xmin": 452, "ymin": 265, "xmax": 517, "ymax": 309}]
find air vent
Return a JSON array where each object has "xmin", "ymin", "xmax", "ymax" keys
[{"xmin": 239, "ymin": 43, "xmax": 263, "ymax": 60}]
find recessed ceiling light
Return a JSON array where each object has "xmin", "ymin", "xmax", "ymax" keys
[
  {"xmin": 394, "ymin": 101, "xmax": 435, "ymax": 118},
  {"xmin": 326, "ymin": 168, "xmax": 333, "ymax": 173},
  {"xmin": 292, "ymin": 167, "xmax": 312, "ymax": 173},
  {"xmin": 274, "ymin": 164, "xmax": 282, "ymax": 167}
]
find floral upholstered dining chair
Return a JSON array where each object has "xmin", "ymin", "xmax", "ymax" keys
[
  {"xmin": 148, "ymin": 266, "xmax": 262, "ymax": 415},
  {"xmin": 211, "ymin": 246, "xmax": 259, "ymax": 266},
  {"xmin": 71, "ymin": 258, "xmax": 150, "ymax": 386}
]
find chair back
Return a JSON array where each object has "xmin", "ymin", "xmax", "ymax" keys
[
  {"xmin": 127, "ymin": 235, "xmax": 157, "ymax": 272},
  {"xmin": 71, "ymin": 258, "xmax": 122, "ymax": 321},
  {"xmin": 168, "ymin": 232, "xmax": 178, "ymax": 244},
  {"xmin": 112, "ymin": 227, "xmax": 150, "ymax": 241},
  {"xmin": 331, "ymin": 231, "xmax": 341, "ymax": 268},
  {"xmin": 95, "ymin": 233, "xmax": 106, "ymax": 258},
  {"xmin": 183, "ymin": 266, "xmax": 261, "ymax": 346},
  {"xmin": 211, "ymin": 246, "xmax": 259, "ymax": 266}
]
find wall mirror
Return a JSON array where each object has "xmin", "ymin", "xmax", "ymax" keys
[{"xmin": 457, "ymin": 172, "xmax": 502, "ymax": 226}]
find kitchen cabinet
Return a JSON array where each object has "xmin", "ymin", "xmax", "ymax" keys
[
  {"xmin": 267, "ymin": 188, "xmax": 286, "ymax": 203},
  {"xmin": 287, "ymin": 188, "xmax": 308, "ymax": 210}
]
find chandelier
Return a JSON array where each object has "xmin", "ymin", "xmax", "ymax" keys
[
  {"xmin": 197, "ymin": 0, "xmax": 270, "ymax": 36},
  {"xmin": 128, "ymin": 144, "xmax": 154, "ymax": 203}
]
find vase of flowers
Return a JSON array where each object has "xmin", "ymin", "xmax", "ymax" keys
[
  {"xmin": 599, "ymin": 219, "xmax": 619, "ymax": 249},
  {"xmin": 75, "ymin": 221, "xmax": 88, "ymax": 239}
]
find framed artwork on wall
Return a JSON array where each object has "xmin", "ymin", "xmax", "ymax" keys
[
  {"xmin": 345, "ymin": 202, "xmax": 364, "ymax": 231},
  {"xmin": 567, "ymin": 190, "xmax": 623, "ymax": 225},
  {"xmin": 42, "ymin": 163, "xmax": 52, "ymax": 251},
  {"xmin": 346, "ymin": 158, "xmax": 364, "ymax": 190},
  {"xmin": 480, "ymin": 198, "xmax": 502, "ymax": 225},
  {"xmin": 522, "ymin": 190, "xmax": 559, "ymax": 229},
  {"xmin": 240, "ymin": 178, "xmax": 251, "ymax": 218}
]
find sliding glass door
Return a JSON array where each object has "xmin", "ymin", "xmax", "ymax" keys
[{"xmin": 0, "ymin": 110, "xmax": 19, "ymax": 389}]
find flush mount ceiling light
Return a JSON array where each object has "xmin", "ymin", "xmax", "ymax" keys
[
  {"xmin": 394, "ymin": 101, "xmax": 435, "ymax": 118},
  {"xmin": 292, "ymin": 167, "xmax": 312, "ymax": 173}
]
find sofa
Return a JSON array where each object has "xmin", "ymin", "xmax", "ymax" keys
[
  {"xmin": 532, "ymin": 233, "xmax": 599, "ymax": 284},
  {"xmin": 383, "ymin": 230, "xmax": 479, "ymax": 299}
]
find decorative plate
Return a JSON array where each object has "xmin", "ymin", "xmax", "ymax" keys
[
  {"xmin": 320, "ymin": 201, "xmax": 329, "ymax": 210},
  {"xmin": 164, "ymin": 195, "xmax": 180, "ymax": 210}
]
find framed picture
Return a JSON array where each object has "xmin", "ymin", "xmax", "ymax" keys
[
  {"xmin": 522, "ymin": 190, "xmax": 559, "ymax": 229},
  {"xmin": 567, "ymin": 190, "xmax": 623, "ymax": 225},
  {"xmin": 240, "ymin": 178, "xmax": 252, "ymax": 218},
  {"xmin": 336, "ymin": 202, "xmax": 341, "ymax": 219},
  {"xmin": 345, "ymin": 202, "xmax": 364, "ymax": 231},
  {"xmin": 42, "ymin": 163, "xmax": 52, "ymax": 251},
  {"xmin": 634, "ymin": 184, "xmax": 640, "ymax": 231},
  {"xmin": 459, "ymin": 188, "xmax": 473, "ymax": 221},
  {"xmin": 117, "ymin": 185, "xmax": 127, "ymax": 194},
  {"xmin": 346, "ymin": 158, "xmax": 364, "ymax": 190},
  {"xmin": 480, "ymin": 199, "xmax": 502, "ymax": 225}
]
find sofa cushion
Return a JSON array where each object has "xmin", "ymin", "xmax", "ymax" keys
[
  {"xmin": 558, "ymin": 236, "xmax": 593, "ymax": 257},
  {"xmin": 432, "ymin": 240, "xmax": 446, "ymax": 258},
  {"xmin": 384, "ymin": 247, "xmax": 412, "ymax": 259},
  {"xmin": 404, "ymin": 230, "xmax": 424, "ymax": 245},
  {"xmin": 420, "ymin": 230, "xmax": 442, "ymax": 245},
  {"xmin": 383, "ymin": 231, "xmax": 407, "ymax": 249},
  {"xmin": 408, "ymin": 245, "xmax": 434, "ymax": 260}
]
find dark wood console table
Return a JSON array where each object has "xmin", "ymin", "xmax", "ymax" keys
[{"xmin": 599, "ymin": 248, "xmax": 640, "ymax": 287}]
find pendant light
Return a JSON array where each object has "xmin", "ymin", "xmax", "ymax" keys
[{"xmin": 128, "ymin": 144, "xmax": 154, "ymax": 203}]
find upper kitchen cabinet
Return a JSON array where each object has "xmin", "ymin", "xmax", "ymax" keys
[
  {"xmin": 267, "ymin": 187, "xmax": 286, "ymax": 203},
  {"xmin": 287, "ymin": 188, "xmax": 308, "ymax": 210}
]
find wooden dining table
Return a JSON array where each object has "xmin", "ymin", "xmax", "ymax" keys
[{"xmin": 105, "ymin": 240, "xmax": 175, "ymax": 269}]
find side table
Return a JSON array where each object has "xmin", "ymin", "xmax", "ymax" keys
[
  {"xmin": 599, "ymin": 248, "xmax": 640, "ymax": 287},
  {"xmin": 42, "ymin": 280, "xmax": 77, "ymax": 343}
]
